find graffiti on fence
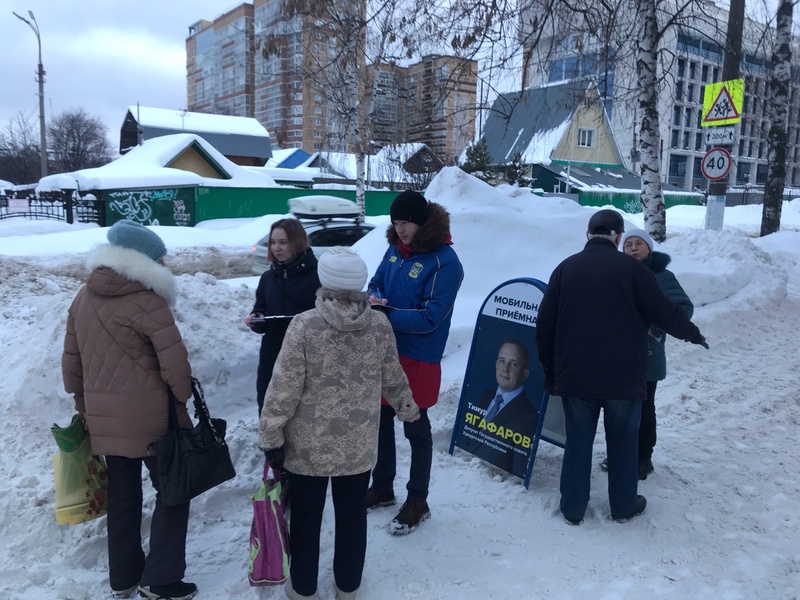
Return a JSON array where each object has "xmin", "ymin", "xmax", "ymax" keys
[
  {"xmin": 109, "ymin": 191, "xmax": 155, "ymax": 223},
  {"xmin": 107, "ymin": 188, "xmax": 194, "ymax": 226},
  {"xmin": 174, "ymin": 200, "xmax": 190, "ymax": 225}
]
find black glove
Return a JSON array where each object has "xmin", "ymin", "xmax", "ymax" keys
[
  {"xmin": 264, "ymin": 447, "xmax": 285, "ymax": 470},
  {"xmin": 688, "ymin": 329, "xmax": 709, "ymax": 349}
]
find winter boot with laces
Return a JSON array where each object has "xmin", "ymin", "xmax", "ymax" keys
[
  {"xmin": 388, "ymin": 497, "xmax": 430, "ymax": 535},
  {"xmin": 365, "ymin": 487, "xmax": 395, "ymax": 510},
  {"xmin": 137, "ymin": 581, "xmax": 197, "ymax": 600}
]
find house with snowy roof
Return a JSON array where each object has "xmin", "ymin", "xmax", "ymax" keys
[
  {"xmin": 479, "ymin": 81, "xmax": 701, "ymax": 211},
  {"xmin": 36, "ymin": 134, "xmax": 286, "ymax": 226},
  {"xmin": 119, "ymin": 106, "xmax": 272, "ymax": 167},
  {"xmin": 33, "ymin": 134, "xmax": 401, "ymax": 225},
  {"xmin": 305, "ymin": 143, "xmax": 444, "ymax": 190}
]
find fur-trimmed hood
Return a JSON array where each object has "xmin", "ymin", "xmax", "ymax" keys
[
  {"xmin": 643, "ymin": 250, "xmax": 671, "ymax": 274},
  {"xmin": 86, "ymin": 243, "xmax": 178, "ymax": 306},
  {"xmin": 385, "ymin": 201, "xmax": 452, "ymax": 253}
]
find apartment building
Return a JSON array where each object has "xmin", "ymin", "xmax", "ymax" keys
[
  {"xmin": 369, "ymin": 56, "xmax": 478, "ymax": 161},
  {"xmin": 520, "ymin": 1, "xmax": 800, "ymax": 191},
  {"xmin": 187, "ymin": 3, "xmax": 476, "ymax": 159},
  {"xmin": 187, "ymin": 4, "xmax": 254, "ymax": 118}
]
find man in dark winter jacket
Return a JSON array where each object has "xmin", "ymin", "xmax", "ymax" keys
[
  {"xmin": 366, "ymin": 190, "xmax": 463, "ymax": 535},
  {"xmin": 536, "ymin": 210, "xmax": 708, "ymax": 525}
]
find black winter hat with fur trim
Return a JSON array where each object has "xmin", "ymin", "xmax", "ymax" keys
[{"xmin": 390, "ymin": 190, "xmax": 429, "ymax": 226}]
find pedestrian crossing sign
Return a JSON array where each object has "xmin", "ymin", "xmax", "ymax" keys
[{"xmin": 702, "ymin": 79, "xmax": 744, "ymax": 127}]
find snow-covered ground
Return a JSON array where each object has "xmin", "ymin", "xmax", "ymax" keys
[{"xmin": 1, "ymin": 167, "xmax": 799, "ymax": 599}]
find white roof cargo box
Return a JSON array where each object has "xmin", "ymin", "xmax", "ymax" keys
[{"xmin": 289, "ymin": 195, "xmax": 360, "ymax": 219}]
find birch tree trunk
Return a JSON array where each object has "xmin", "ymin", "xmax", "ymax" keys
[
  {"xmin": 636, "ymin": 0, "xmax": 667, "ymax": 242},
  {"xmin": 355, "ymin": 152, "xmax": 366, "ymax": 222},
  {"xmin": 761, "ymin": 0, "xmax": 794, "ymax": 236}
]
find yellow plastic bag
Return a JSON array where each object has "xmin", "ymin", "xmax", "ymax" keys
[{"xmin": 51, "ymin": 414, "xmax": 109, "ymax": 525}]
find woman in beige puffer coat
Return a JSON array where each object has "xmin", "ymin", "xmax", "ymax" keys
[
  {"xmin": 61, "ymin": 220, "xmax": 197, "ymax": 600},
  {"xmin": 259, "ymin": 247, "xmax": 419, "ymax": 600}
]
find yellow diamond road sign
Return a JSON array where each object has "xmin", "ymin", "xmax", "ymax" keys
[{"xmin": 702, "ymin": 79, "xmax": 744, "ymax": 127}]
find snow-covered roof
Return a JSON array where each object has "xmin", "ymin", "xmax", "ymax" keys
[
  {"xmin": 128, "ymin": 106, "xmax": 269, "ymax": 138},
  {"xmin": 244, "ymin": 166, "xmax": 315, "ymax": 183},
  {"xmin": 481, "ymin": 81, "xmax": 592, "ymax": 166},
  {"xmin": 311, "ymin": 144, "xmax": 439, "ymax": 184},
  {"xmin": 41, "ymin": 134, "xmax": 278, "ymax": 192}
]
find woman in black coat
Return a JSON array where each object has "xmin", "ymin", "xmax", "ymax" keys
[{"xmin": 245, "ymin": 218, "xmax": 320, "ymax": 415}]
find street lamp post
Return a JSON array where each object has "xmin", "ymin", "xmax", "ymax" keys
[{"xmin": 13, "ymin": 10, "xmax": 47, "ymax": 178}]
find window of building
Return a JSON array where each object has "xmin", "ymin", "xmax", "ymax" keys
[
  {"xmin": 689, "ymin": 62, "xmax": 697, "ymax": 80},
  {"xmin": 314, "ymin": 94, "xmax": 322, "ymax": 102},
  {"xmin": 673, "ymin": 106, "xmax": 682, "ymax": 126},
  {"xmin": 684, "ymin": 108, "xmax": 693, "ymax": 128},
  {"xmin": 737, "ymin": 162, "xmax": 751, "ymax": 184},
  {"xmin": 738, "ymin": 140, "xmax": 745, "ymax": 156},
  {"xmin": 695, "ymin": 132, "xmax": 703, "ymax": 150},
  {"xmin": 683, "ymin": 131, "xmax": 691, "ymax": 149},
  {"xmin": 678, "ymin": 59, "xmax": 685, "ymax": 77},
  {"xmin": 693, "ymin": 156, "xmax": 703, "ymax": 179},
  {"xmin": 758, "ymin": 142, "xmax": 765, "ymax": 159},
  {"xmin": 314, "ymin": 130, "xmax": 322, "ymax": 138},
  {"xmin": 671, "ymin": 129, "xmax": 680, "ymax": 148},
  {"xmin": 676, "ymin": 81, "xmax": 683, "ymax": 99},
  {"xmin": 314, "ymin": 106, "xmax": 322, "ymax": 114},
  {"xmin": 687, "ymin": 84, "xmax": 695, "ymax": 103},
  {"xmin": 314, "ymin": 118, "xmax": 322, "ymax": 126},
  {"xmin": 702, "ymin": 65, "xmax": 709, "ymax": 82},
  {"xmin": 577, "ymin": 127, "xmax": 595, "ymax": 148},
  {"xmin": 668, "ymin": 154, "xmax": 687, "ymax": 177},
  {"xmin": 756, "ymin": 163, "xmax": 768, "ymax": 184},
  {"xmin": 748, "ymin": 140, "xmax": 754, "ymax": 156}
]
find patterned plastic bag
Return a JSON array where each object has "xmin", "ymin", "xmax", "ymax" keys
[
  {"xmin": 51, "ymin": 414, "xmax": 108, "ymax": 525},
  {"xmin": 247, "ymin": 459, "xmax": 289, "ymax": 586}
]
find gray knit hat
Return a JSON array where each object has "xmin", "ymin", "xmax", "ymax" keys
[
  {"xmin": 620, "ymin": 228, "xmax": 654, "ymax": 252},
  {"xmin": 317, "ymin": 247, "xmax": 368, "ymax": 291},
  {"xmin": 107, "ymin": 220, "xmax": 167, "ymax": 262}
]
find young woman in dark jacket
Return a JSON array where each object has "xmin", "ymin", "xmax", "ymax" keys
[
  {"xmin": 620, "ymin": 228, "xmax": 694, "ymax": 479},
  {"xmin": 245, "ymin": 219, "xmax": 320, "ymax": 415}
]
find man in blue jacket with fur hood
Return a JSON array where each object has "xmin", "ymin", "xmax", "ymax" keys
[{"xmin": 366, "ymin": 190, "xmax": 463, "ymax": 536}]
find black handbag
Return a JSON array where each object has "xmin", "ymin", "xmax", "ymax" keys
[{"xmin": 149, "ymin": 377, "xmax": 236, "ymax": 506}]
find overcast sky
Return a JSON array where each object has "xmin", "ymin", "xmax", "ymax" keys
[{"xmin": 3, "ymin": 0, "xmax": 241, "ymax": 152}]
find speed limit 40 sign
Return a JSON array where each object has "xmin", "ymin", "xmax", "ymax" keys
[{"xmin": 701, "ymin": 147, "xmax": 732, "ymax": 181}]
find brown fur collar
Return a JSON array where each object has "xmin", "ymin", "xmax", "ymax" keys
[{"xmin": 385, "ymin": 201, "xmax": 451, "ymax": 254}]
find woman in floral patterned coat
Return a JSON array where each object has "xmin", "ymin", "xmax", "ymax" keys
[{"xmin": 259, "ymin": 247, "xmax": 419, "ymax": 600}]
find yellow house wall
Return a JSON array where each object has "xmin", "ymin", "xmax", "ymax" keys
[
  {"xmin": 167, "ymin": 148, "xmax": 225, "ymax": 179},
  {"xmin": 553, "ymin": 101, "xmax": 622, "ymax": 165}
]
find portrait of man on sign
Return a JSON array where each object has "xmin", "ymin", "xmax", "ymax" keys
[{"xmin": 461, "ymin": 338, "xmax": 540, "ymax": 477}]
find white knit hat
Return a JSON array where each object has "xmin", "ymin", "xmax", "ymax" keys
[
  {"xmin": 317, "ymin": 247, "xmax": 368, "ymax": 291},
  {"xmin": 620, "ymin": 228, "xmax": 654, "ymax": 252}
]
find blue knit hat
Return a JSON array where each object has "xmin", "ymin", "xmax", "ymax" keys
[{"xmin": 107, "ymin": 220, "xmax": 167, "ymax": 262}]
